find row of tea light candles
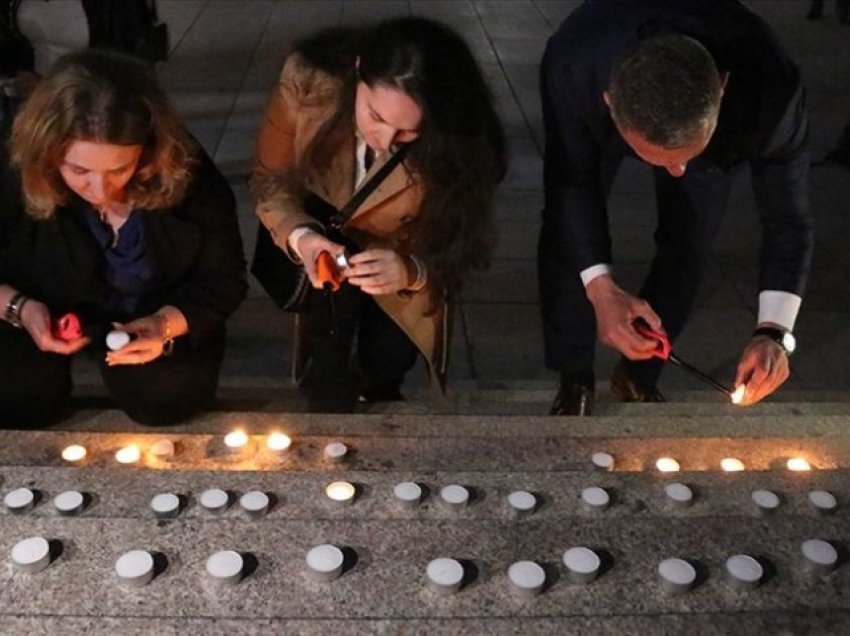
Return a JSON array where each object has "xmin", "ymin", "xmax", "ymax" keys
[{"xmin": 60, "ymin": 430, "xmax": 816, "ymax": 473}]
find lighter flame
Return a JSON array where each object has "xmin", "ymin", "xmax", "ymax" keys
[
  {"xmin": 61, "ymin": 445, "xmax": 87, "ymax": 462},
  {"xmin": 730, "ymin": 384, "xmax": 746, "ymax": 405},
  {"xmin": 656, "ymin": 457, "xmax": 680, "ymax": 473},
  {"xmin": 787, "ymin": 457, "xmax": 811, "ymax": 472},
  {"xmin": 267, "ymin": 432, "xmax": 292, "ymax": 451},
  {"xmin": 325, "ymin": 481, "xmax": 356, "ymax": 502},
  {"xmin": 115, "ymin": 445, "xmax": 141, "ymax": 464},
  {"xmin": 721, "ymin": 457, "xmax": 745, "ymax": 472},
  {"xmin": 224, "ymin": 429, "xmax": 249, "ymax": 449}
]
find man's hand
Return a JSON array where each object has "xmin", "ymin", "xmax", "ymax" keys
[
  {"xmin": 733, "ymin": 336, "xmax": 790, "ymax": 405},
  {"xmin": 295, "ymin": 232, "xmax": 347, "ymax": 288},
  {"xmin": 586, "ymin": 274, "xmax": 663, "ymax": 359},
  {"xmin": 20, "ymin": 299, "xmax": 90, "ymax": 355},
  {"xmin": 106, "ymin": 315, "xmax": 169, "ymax": 366},
  {"xmin": 345, "ymin": 248, "xmax": 409, "ymax": 295}
]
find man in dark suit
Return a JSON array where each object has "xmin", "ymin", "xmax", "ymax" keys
[{"xmin": 539, "ymin": 0, "xmax": 813, "ymax": 415}]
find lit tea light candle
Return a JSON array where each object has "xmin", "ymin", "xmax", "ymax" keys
[
  {"xmin": 150, "ymin": 439, "xmax": 175, "ymax": 459},
  {"xmin": 115, "ymin": 445, "xmax": 141, "ymax": 464},
  {"xmin": 507, "ymin": 560, "xmax": 546, "ymax": 598},
  {"xmin": 720, "ymin": 457, "xmax": 745, "ymax": 472},
  {"xmin": 223, "ymin": 429, "xmax": 249, "ymax": 451},
  {"xmin": 325, "ymin": 481, "xmax": 356, "ymax": 504},
  {"xmin": 730, "ymin": 384, "xmax": 746, "ymax": 405},
  {"xmin": 267, "ymin": 432, "xmax": 292, "ymax": 452},
  {"xmin": 656, "ymin": 457, "xmax": 680, "ymax": 473},
  {"xmin": 787, "ymin": 457, "xmax": 811, "ymax": 472},
  {"xmin": 324, "ymin": 442, "xmax": 348, "ymax": 462},
  {"xmin": 11, "ymin": 536, "xmax": 51, "ymax": 573},
  {"xmin": 61, "ymin": 445, "xmax": 87, "ymax": 463}
]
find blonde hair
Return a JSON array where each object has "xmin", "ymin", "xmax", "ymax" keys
[{"xmin": 10, "ymin": 49, "xmax": 195, "ymax": 219}]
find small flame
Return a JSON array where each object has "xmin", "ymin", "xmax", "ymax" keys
[
  {"xmin": 730, "ymin": 384, "xmax": 746, "ymax": 405},
  {"xmin": 721, "ymin": 457, "xmax": 745, "ymax": 472},
  {"xmin": 656, "ymin": 457, "xmax": 680, "ymax": 473},
  {"xmin": 61, "ymin": 445, "xmax": 87, "ymax": 462},
  {"xmin": 224, "ymin": 429, "xmax": 249, "ymax": 449},
  {"xmin": 115, "ymin": 445, "xmax": 141, "ymax": 464},
  {"xmin": 267, "ymin": 432, "xmax": 292, "ymax": 451},
  {"xmin": 787, "ymin": 457, "xmax": 811, "ymax": 472}
]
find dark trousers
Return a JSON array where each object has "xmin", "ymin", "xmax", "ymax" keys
[
  {"xmin": 809, "ymin": 0, "xmax": 850, "ymax": 20},
  {"xmin": 298, "ymin": 283, "xmax": 418, "ymax": 405},
  {"xmin": 0, "ymin": 323, "xmax": 224, "ymax": 427},
  {"xmin": 539, "ymin": 158, "xmax": 734, "ymax": 385}
]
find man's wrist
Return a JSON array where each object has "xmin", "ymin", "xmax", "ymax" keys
[{"xmin": 752, "ymin": 326, "xmax": 796, "ymax": 356}]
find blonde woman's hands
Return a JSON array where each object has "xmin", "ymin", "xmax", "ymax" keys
[
  {"xmin": 345, "ymin": 248, "xmax": 410, "ymax": 295},
  {"xmin": 294, "ymin": 232, "xmax": 348, "ymax": 288},
  {"xmin": 20, "ymin": 300, "xmax": 90, "ymax": 355}
]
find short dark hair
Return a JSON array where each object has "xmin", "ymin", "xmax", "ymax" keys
[{"xmin": 608, "ymin": 34, "xmax": 723, "ymax": 148}]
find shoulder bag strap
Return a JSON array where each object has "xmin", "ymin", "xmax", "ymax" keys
[{"xmin": 328, "ymin": 141, "xmax": 413, "ymax": 230}]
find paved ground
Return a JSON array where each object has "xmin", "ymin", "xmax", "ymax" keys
[{"xmin": 67, "ymin": 0, "xmax": 850, "ymax": 407}]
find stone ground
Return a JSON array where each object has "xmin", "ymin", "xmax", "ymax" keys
[{"xmin": 57, "ymin": 0, "xmax": 850, "ymax": 410}]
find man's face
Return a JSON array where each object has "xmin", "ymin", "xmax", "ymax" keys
[{"xmin": 603, "ymin": 91, "xmax": 717, "ymax": 178}]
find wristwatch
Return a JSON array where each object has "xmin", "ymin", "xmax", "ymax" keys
[
  {"xmin": 752, "ymin": 327, "xmax": 796, "ymax": 356},
  {"xmin": 3, "ymin": 292, "xmax": 29, "ymax": 329}
]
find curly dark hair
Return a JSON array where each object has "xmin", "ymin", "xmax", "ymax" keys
[
  {"xmin": 295, "ymin": 17, "xmax": 506, "ymax": 308},
  {"xmin": 608, "ymin": 34, "xmax": 723, "ymax": 148}
]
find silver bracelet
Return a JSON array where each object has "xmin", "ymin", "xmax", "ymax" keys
[{"xmin": 407, "ymin": 255, "xmax": 428, "ymax": 291}]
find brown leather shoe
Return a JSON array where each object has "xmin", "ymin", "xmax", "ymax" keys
[
  {"xmin": 610, "ymin": 361, "xmax": 665, "ymax": 403},
  {"xmin": 549, "ymin": 382, "xmax": 595, "ymax": 416}
]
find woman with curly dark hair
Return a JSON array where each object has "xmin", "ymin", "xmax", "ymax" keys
[
  {"xmin": 0, "ymin": 49, "xmax": 246, "ymax": 426},
  {"xmin": 252, "ymin": 17, "xmax": 505, "ymax": 411}
]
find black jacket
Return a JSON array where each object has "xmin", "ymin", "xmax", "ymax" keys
[
  {"xmin": 541, "ymin": 0, "xmax": 814, "ymax": 295},
  {"xmin": 0, "ymin": 147, "xmax": 247, "ymax": 345}
]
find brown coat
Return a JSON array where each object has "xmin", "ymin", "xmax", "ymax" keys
[{"xmin": 252, "ymin": 52, "xmax": 449, "ymax": 390}]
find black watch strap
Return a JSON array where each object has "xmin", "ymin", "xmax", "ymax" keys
[{"xmin": 752, "ymin": 327, "xmax": 794, "ymax": 355}]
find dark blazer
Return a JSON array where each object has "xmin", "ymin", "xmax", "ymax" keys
[
  {"xmin": 541, "ymin": 0, "xmax": 814, "ymax": 295},
  {"xmin": 0, "ymin": 147, "xmax": 247, "ymax": 345}
]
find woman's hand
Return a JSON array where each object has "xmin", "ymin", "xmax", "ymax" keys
[
  {"xmin": 106, "ymin": 315, "xmax": 170, "ymax": 366},
  {"xmin": 20, "ymin": 300, "xmax": 90, "ymax": 355},
  {"xmin": 295, "ymin": 232, "xmax": 348, "ymax": 288},
  {"xmin": 345, "ymin": 248, "xmax": 410, "ymax": 295}
]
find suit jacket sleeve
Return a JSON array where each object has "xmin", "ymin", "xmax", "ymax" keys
[{"xmin": 541, "ymin": 46, "xmax": 613, "ymax": 274}]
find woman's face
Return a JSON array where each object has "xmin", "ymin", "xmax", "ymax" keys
[
  {"xmin": 58, "ymin": 140, "xmax": 143, "ymax": 207},
  {"xmin": 354, "ymin": 81, "xmax": 422, "ymax": 152}
]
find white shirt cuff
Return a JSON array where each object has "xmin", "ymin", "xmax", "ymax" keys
[
  {"xmin": 287, "ymin": 226, "xmax": 318, "ymax": 262},
  {"xmin": 757, "ymin": 290, "xmax": 802, "ymax": 331},
  {"xmin": 580, "ymin": 263, "xmax": 613, "ymax": 287}
]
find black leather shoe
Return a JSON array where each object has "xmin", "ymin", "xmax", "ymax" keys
[
  {"xmin": 549, "ymin": 382, "xmax": 595, "ymax": 416},
  {"xmin": 610, "ymin": 362, "xmax": 665, "ymax": 403},
  {"xmin": 358, "ymin": 386, "xmax": 405, "ymax": 404}
]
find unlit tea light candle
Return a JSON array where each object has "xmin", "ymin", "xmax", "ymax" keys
[
  {"xmin": 306, "ymin": 544, "xmax": 344, "ymax": 582},
  {"xmin": 11, "ymin": 537, "xmax": 51, "ymax": 573},
  {"xmin": 324, "ymin": 442, "xmax": 348, "ymax": 462},
  {"xmin": 808, "ymin": 490, "xmax": 837, "ymax": 514},
  {"xmin": 426, "ymin": 557, "xmax": 464, "ymax": 595},
  {"xmin": 563, "ymin": 546, "xmax": 600, "ymax": 584},
  {"xmin": 394, "ymin": 482, "xmax": 422, "ymax": 508},
  {"xmin": 658, "ymin": 558, "xmax": 696, "ymax": 594},
  {"xmin": 726, "ymin": 554, "xmax": 763, "ymax": 589},
  {"xmin": 581, "ymin": 486, "xmax": 610, "ymax": 512},
  {"xmin": 115, "ymin": 550, "xmax": 154, "ymax": 587},
  {"xmin": 240, "ymin": 490, "xmax": 270, "ymax": 517},
  {"xmin": 61, "ymin": 444, "xmax": 87, "ymax": 462},
  {"xmin": 507, "ymin": 560, "xmax": 546, "ymax": 598},
  {"xmin": 591, "ymin": 452, "xmax": 615, "ymax": 471},
  {"xmin": 200, "ymin": 488, "xmax": 230, "ymax": 513},
  {"xmin": 801, "ymin": 539, "xmax": 838, "ymax": 575},
  {"xmin": 507, "ymin": 490, "xmax": 537, "ymax": 515},
  {"xmin": 664, "ymin": 482, "xmax": 694, "ymax": 508},
  {"xmin": 54, "ymin": 490, "xmax": 85, "ymax": 516},
  {"xmin": 150, "ymin": 493, "xmax": 181, "ymax": 519},
  {"xmin": 206, "ymin": 550, "xmax": 244, "ymax": 586},
  {"xmin": 151, "ymin": 439, "xmax": 175, "ymax": 459},
  {"xmin": 4, "ymin": 488, "xmax": 35, "ymax": 514},
  {"xmin": 106, "ymin": 329, "xmax": 131, "ymax": 351},
  {"xmin": 751, "ymin": 489, "xmax": 781, "ymax": 515},
  {"xmin": 440, "ymin": 485, "xmax": 470, "ymax": 509}
]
